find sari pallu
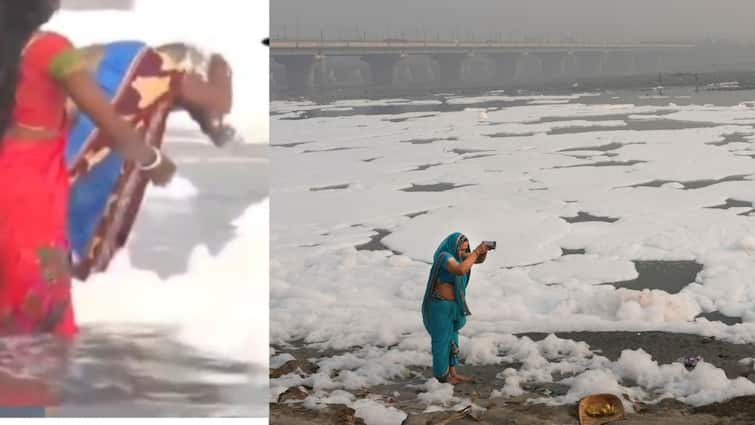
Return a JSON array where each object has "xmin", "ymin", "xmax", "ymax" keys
[{"xmin": 66, "ymin": 41, "xmax": 184, "ymax": 280}]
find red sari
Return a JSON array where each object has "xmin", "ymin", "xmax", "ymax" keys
[{"xmin": 0, "ymin": 32, "xmax": 79, "ymax": 337}]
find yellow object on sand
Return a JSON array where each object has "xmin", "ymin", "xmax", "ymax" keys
[{"xmin": 578, "ymin": 394, "xmax": 626, "ymax": 425}]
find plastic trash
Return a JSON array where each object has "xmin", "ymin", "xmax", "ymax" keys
[{"xmin": 681, "ymin": 355, "xmax": 702, "ymax": 370}]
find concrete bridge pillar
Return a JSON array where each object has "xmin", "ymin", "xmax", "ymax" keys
[
  {"xmin": 462, "ymin": 56, "xmax": 487, "ymax": 82},
  {"xmin": 602, "ymin": 52, "xmax": 637, "ymax": 75},
  {"xmin": 314, "ymin": 59, "xmax": 330, "ymax": 88},
  {"xmin": 575, "ymin": 52, "xmax": 606, "ymax": 78},
  {"xmin": 561, "ymin": 52, "xmax": 578, "ymax": 77},
  {"xmin": 273, "ymin": 55, "xmax": 317, "ymax": 92},
  {"xmin": 270, "ymin": 70, "xmax": 279, "ymax": 90},
  {"xmin": 415, "ymin": 59, "xmax": 437, "ymax": 82},
  {"xmin": 632, "ymin": 52, "xmax": 666, "ymax": 74},
  {"xmin": 354, "ymin": 67, "xmax": 367, "ymax": 84},
  {"xmin": 656, "ymin": 53, "xmax": 668, "ymax": 73},
  {"xmin": 330, "ymin": 64, "xmax": 349, "ymax": 84},
  {"xmin": 398, "ymin": 62, "xmax": 415, "ymax": 83},
  {"xmin": 393, "ymin": 58, "xmax": 428, "ymax": 84},
  {"xmin": 270, "ymin": 61, "xmax": 286, "ymax": 91},
  {"xmin": 536, "ymin": 52, "xmax": 566, "ymax": 80},
  {"xmin": 324, "ymin": 61, "xmax": 356, "ymax": 86},
  {"xmin": 490, "ymin": 53, "xmax": 520, "ymax": 83},
  {"xmin": 363, "ymin": 54, "xmax": 401, "ymax": 86},
  {"xmin": 432, "ymin": 54, "xmax": 467, "ymax": 85},
  {"xmin": 661, "ymin": 52, "xmax": 687, "ymax": 73},
  {"xmin": 671, "ymin": 50, "xmax": 699, "ymax": 73}
]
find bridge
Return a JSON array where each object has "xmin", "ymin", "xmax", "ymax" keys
[{"xmin": 270, "ymin": 39, "xmax": 696, "ymax": 92}]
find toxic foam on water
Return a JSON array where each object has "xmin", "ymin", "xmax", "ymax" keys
[{"xmin": 74, "ymin": 198, "xmax": 269, "ymax": 366}]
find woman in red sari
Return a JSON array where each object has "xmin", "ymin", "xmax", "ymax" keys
[{"xmin": 0, "ymin": 0, "xmax": 176, "ymax": 337}]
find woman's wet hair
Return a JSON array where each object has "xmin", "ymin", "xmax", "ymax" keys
[
  {"xmin": 155, "ymin": 43, "xmax": 211, "ymax": 78},
  {"xmin": 0, "ymin": 0, "xmax": 59, "ymax": 137}
]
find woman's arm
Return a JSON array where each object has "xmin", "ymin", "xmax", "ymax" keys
[
  {"xmin": 57, "ymin": 71, "xmax": 156, "ymax": 165},
  {"xmin": 444, "ymin": 244, "xmax": 489, "ymax": 275},
  {"xmin": 32, "ymin": 32, "xmax": 174, "ymax": 185},
  {"xmin": 57, "ymin": 70, "xmax": 175, "ymax": 186},
  {"xmin": 35, "ymin": 33, "xmax": 153, "ymax": 163},
  {"xmin": 444, "ymin": 252, "xmax": 478, "ymax": 276}
]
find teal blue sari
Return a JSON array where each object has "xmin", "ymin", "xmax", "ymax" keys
[{"xmin": 421, "ymin": 232, "xmax": 472, "ymax": 381}]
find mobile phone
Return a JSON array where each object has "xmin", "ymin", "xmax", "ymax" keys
[{"xmin": 482, "ymin": 241, "xmax": 496, "ymax": 250}]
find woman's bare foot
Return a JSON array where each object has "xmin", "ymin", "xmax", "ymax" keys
[
  {"xmin": 447, "ymin": 375, "xmax": 461, "ymax": 385},
  {"xmin": 452, "ymin": 373, "xmax": 473, "ymax": 383},
  {"xmin": 450, "ymin": 367, "xmax": 473, "ymax": 383}
]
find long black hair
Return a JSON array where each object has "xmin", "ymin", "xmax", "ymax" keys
[{"xmin": 0, "ymin": 0, "xmax": 59, "ymax": 137}]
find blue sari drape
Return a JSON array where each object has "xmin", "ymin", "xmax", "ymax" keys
[{"xmin": 66, "ymin": 41, "xmax": 181, "ymax": 279}]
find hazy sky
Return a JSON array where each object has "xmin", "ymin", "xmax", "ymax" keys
[{"xmin": 272, "ymin": 0, "xmax": 755, "ymax": 42}]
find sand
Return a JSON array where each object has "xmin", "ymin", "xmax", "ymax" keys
[{"xmin": 271, "ymin": 331, "xmax": 755, "ymax": 424}]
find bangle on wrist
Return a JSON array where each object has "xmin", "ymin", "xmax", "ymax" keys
[{"xmin": 140, "ymin": 146, "xmax": 162, "ymax": 171}]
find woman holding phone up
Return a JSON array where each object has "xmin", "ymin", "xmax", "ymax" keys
[{"xmin": 421, "ymin": 233, "xmax": 491, "ymax": 384}]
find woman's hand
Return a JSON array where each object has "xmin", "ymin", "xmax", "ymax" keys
[
  {"xmin": 61, "ymin": 71, "xmax": 172, "ymax": 166},
  {"xmin": 473, "ymin": 243, "xmax": 489, "ymax": 256},
  {"xmin": 472, "ymin": 243, "xmax": 489, "ymax": 264},
  {"xmin": 142, "ymin": 150, "xmax": 176, "ymax": 187}
]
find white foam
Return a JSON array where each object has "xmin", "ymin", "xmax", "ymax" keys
[
  {"xmin": 446, "ymin": 93, "xmax": 587, "ymax": 105},
  {"xmin": 144, "ymin": 175, "xmax": 199, "ymax": 201},
  {"xmin": 528, "ymin": 255, "xmax": 638, "ymax": 286},
  {"xmin": 545, "ymin": 348, "xmax": 755, "ymax": 407},
  {"xmin": 332, "ymin": 99, "xmax": 443, "ymax": 107},
  {"xmin": 529, "ymin": 99, "xmax": 573, "ymax": 105},
  {"xmin": 74, "ymin": 198, "xmax": 269, "ymax": 365},
  {"xmin": 270, "ymin": 353, "xmax": 295, "ymax": 370},
  {"xmin": 417, "ymin": 379, "xmax": 457, "ymax": 406},
  {"xmin": 352, "ymin": 399, "xmax": 408, "ymax": 425}
]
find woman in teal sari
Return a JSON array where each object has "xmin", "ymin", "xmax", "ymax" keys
[{"xmin": 422, "ymin": 233, "xmax": 489, "ymax": 384}]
